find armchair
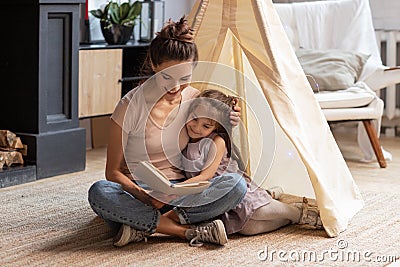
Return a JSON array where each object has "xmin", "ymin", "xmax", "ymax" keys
[{"xmin": 274, "ymin": 0, "xmax": 400, "ymax": 167}]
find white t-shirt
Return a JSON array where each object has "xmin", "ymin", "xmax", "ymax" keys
[{"xmin": 111, "ymin": 82, "xmax": 199, "ymax": 180}]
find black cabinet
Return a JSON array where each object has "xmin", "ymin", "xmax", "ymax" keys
[
  {"xmin": 121, "ymin": 43, "xmax": 150, "ymax": 96},
  {"xmin": 1, "ymin": 0, "xmax": 86, "ymax": 182}
]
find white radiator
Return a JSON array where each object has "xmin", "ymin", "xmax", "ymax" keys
[{"xmin": 375, "ymin": 30, "xmax": 400, "ymax": 135}]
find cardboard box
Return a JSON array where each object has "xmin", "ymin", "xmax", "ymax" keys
[
  {"xmin": 79, "ymin": 118, "xmax": 92, "ymax": 150},
  {"xmin": 91, "ymin": 116, "xmax": 111, "ymax": 148}
]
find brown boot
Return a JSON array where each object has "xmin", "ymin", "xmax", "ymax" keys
[{"xmin": 294, "ymin": 197, "xmax": 323, "ymax": 229}]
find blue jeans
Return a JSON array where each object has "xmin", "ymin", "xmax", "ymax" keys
[{"xmin": 88, "ymin": 173, "xmax": 246, "ymax": 234}]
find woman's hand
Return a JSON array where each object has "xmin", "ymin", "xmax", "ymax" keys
[
  {"xmin": 150, "ymin": 191, "xmax": 179, "ymax": 206},
  {"xmin": 149, "ymin": 196, "xmax": 166, "ymax": 210},
  {"xmin": 122, "ymin": 184, "xmax": 166, "ymax": 209},
  {"xmin": 139, "ymin": 190, "xmax": 166, "ymax": 210}
]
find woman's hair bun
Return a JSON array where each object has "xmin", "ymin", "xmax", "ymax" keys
[
  {"xmin": 145, "ymin": 15, "xmax": 198, "ymax": 70},
  {"xmin": 156, "ymin": 16, "xmax": 194, "ymax": 43}
]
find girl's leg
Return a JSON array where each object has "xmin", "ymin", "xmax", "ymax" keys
[
  {"xmin": 238, "ymin": 199, "xmax": 302, "ymax": 236},
  {"xmin": 251, "ymin": 199, "xmax": 301, "ymax": 222},
  {"xmin": 239, "ymin": 218, "xmax": 290, "ymax": 235}
]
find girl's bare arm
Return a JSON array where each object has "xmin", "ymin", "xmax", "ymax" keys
[{"xmin": 181, "ymin": 135, "xmax": 226, "ymax": 183}]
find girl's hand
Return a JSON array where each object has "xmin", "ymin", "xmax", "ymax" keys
[{"xmin": 230, "ymin": 105, "xmax": 241, "ymax": 126}]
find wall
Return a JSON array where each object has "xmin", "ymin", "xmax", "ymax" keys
[
  {"xmin": 272, "ymin": 0, "xmax": 400, "ymax": 30},
  {"xmin": 88, "ymin": 0, "xmax": 195, "ymax": 42},
  {"xmin": 272, "ymin": 0, "xmax": 320, "ymax": 2},
  {"xmin": 165, "ymin": 0, "xmax": 196, "ymax": 20},
  {"xmin": 369, "ymin": 0, "xmax": 400, "ymax": 30},
  {"xmin": 168, "ymin": 0, "xmax": 400, "ymax": 31},
  {"xmin": 87, "ymin": 0, "xmax": 399, "ymax": 38}
]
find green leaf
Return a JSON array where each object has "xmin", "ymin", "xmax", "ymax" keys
[
  {"xmin": 90, "ymin": 0, "xmax": 142, "ymax": 26},
  {"xmin": 132, "ymin": 1, "xmax": 142, "ymax": 17},
  {"xmin": 103, "ymin": 3, "xmax": 111, "ymax": 20},
  {"xmin": 127, "ymin": 1, "xmax": 142, "ymax": 21},
  {"xmin": 119, "ymin": 2, "xmax": 130, "ymax": 20},
  {"xmin": 109, "ymin": 3, "xmax": 120, "ymax": 24},
  {"xmin": 89, "ymin": 9, "xmax": 104, "ymax": 19}
]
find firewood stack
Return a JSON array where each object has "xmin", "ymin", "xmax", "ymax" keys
[{"xmin": 0, "ymin": 130, "xmax": 27, "ymax": 169}]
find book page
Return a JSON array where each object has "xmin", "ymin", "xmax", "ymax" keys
[{"xmin": 133, "ymin": 161, "xmax": 210, "ymax": 196}]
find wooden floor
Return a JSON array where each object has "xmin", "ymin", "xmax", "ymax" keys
[{"xmin": 332, "ymin": 130, "xmax": 400, "ymax": 195}]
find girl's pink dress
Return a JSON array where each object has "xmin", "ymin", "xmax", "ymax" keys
[{"xmin": 182, "ymin": 133, "xmax": 272, "ymax": 234}]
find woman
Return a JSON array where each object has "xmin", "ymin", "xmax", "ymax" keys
[{"xmin": 88, "ymin": 17, "xmax": 246, "ymax": 248}]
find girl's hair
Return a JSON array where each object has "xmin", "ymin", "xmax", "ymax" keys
[
  {"xmin": 190, "ymin": 89, "xmax": 237, "ymax": 158},
  {"xmin": 141, "ymin": 16, "xmax": 198, "ymax": 76}
]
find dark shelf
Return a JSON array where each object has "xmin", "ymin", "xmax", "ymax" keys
[{"xmin": 79, "ymin": 40, "xmax": 151, "ymax": 50}]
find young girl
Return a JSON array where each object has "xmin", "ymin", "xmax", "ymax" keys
[{"xmin": 181, "ymin": 89, "xmax": 323, "ymax": 236}]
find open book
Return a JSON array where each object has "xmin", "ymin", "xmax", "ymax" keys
[{"xmin": 133, "ymin": 161, "xmax": 211, "ymax": 196}]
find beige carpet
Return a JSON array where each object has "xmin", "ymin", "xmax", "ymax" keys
[{"xmin": 1, "ymin": 134, "xmax": 399, "ymax": 266}]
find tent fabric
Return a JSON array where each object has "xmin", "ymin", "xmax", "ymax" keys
[{"xmin": 188, "ymin": 0, "xmax": 364, "ymax": 237}]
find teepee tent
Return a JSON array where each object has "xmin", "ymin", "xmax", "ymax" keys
[{"xmin": 188, "ymin": 0, "xmax": 364, "ymax": 237}]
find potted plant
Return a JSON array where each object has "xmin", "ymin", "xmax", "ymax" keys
[{"xmin": 90, "ymin": 0, "xmax": 142, "ymax": 45}]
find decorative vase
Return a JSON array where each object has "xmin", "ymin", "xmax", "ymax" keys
[{"xmin": 100, "ymin": 21, "xmax": 134, "ymax": 45}]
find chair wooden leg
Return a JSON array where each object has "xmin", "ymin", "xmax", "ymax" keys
[{"xmin": 362, "ymin": 120, "xmax": 387, "ymax": 168}]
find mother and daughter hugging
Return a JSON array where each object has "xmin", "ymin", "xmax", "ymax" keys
[{"xmin": 88, "ymin": 17, "xmax": 323, "ymax": 248}]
